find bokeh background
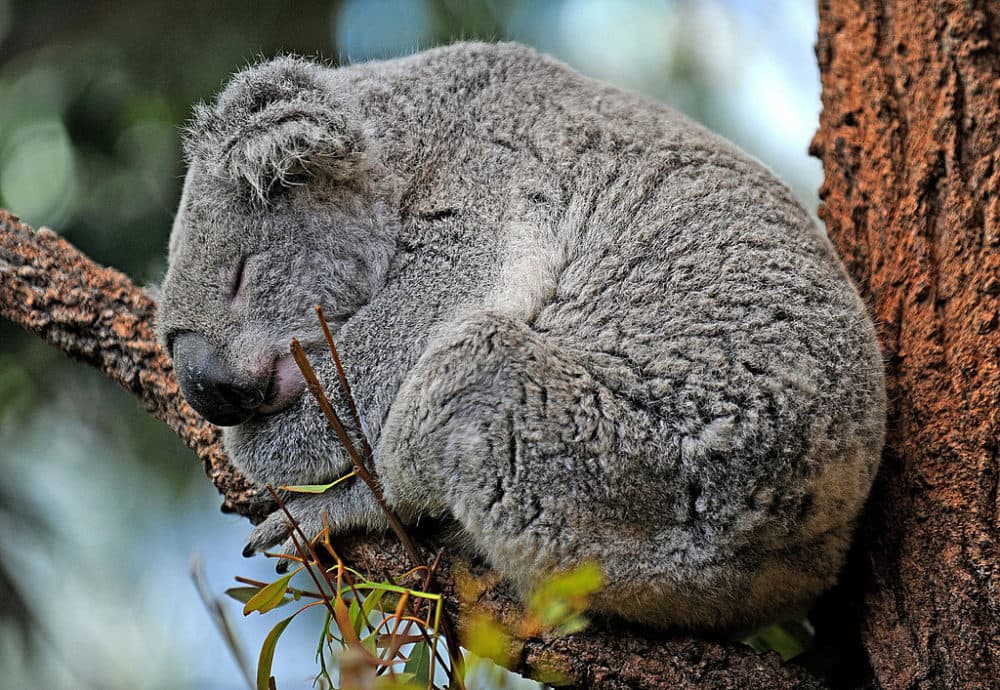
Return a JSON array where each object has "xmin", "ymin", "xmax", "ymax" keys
[{"xmin": 0, "ymin": 1, "xmax": 821, "ymax": 688}]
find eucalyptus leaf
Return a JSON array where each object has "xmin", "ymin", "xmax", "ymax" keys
[
  {"xmin": 403, "ymin": 640, "xmax": 432, "ymax": 686},
  {"xmin": 224, "ymin": 586, "xmax": 263, "ymax": 604},
  {"xmin": 257, "ymin": 613, "xmax": 296, "ymax": 690},
  {"xmin": 360, "ymin": 589, "xmax": 387, "ymax": 631},
  {"xmin": 243, "ymin": 573, "xmax": 293, "ymax": 615},
  {"xmin": 349, "ymin": 596, "xmax": 363, "ymax": 636},
  {"xmin": 281, "ymin": 471, "xmax": 356, "ymax": 494}
]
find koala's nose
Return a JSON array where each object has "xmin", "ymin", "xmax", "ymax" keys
[{"xmin": 172, "ymin": 332, "xmax": 266, "ymax": 427}]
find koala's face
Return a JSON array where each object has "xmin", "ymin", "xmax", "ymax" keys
[
  {"xmin": 160, "ymin": 164, "xmax": 378, "ymax": 413},
  {"xmin": 155, "ymin": 57, "xmax": 398, "ymax": 484}
]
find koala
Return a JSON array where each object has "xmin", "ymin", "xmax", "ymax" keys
[{"xmin": 156, "ymin": 42, "xmax": 885, "ymax": 630}]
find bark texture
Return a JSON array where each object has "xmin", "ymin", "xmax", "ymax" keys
[
  {"xmin": 812, "ymin": 1, "xmax": 1000, "ymax": 688},
  {"xmin": 0, "ymin": 210, "xmax": 263, "ymax": 519},
  {"xmin": 0, "ymin": 208, "xmax": 821, "ymax": 688}
]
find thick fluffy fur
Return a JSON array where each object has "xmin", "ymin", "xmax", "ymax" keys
[{"xmin": 157, "ymin": 43, "xmax": 885, "ymax": 630}]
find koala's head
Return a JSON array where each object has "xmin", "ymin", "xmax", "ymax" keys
[{"xmin": 157, "ymin": 57, "xmax": 398, "ymax": 432}]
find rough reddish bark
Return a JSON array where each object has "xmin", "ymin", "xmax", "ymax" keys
[
  {"xmin": 0, "ymin": 209, "xmax": 822, "ymax": 688},
  {"xmin": 0, "ymin": 210, "xmax": 263, "ymax": 519},
  {"xmin": 812, "ymin": 1, "xmax": 1000, "ymax": 687}
]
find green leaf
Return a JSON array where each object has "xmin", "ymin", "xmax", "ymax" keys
[
  {"xmin": 361, "ymin": 630, "xmax": 378, "ymax": 656},
  {"xmin": 375, "ymin": 671, "xmax": 417, "ymax": 689},
  {"xmin": 349, "ymin": 596, "xmax": 363, "ymax": 636},
  {"xmin": 403, "ymin": 641, "xmax": 432, "ymax": 687},
  {"xmin": 541, "ymin": 562, "xmax": 604, "ymax": 600},
  {"xmin": 528, "ymin": 562, "xmax": 604, "ymax": 629},
  {"xmin": 334, "ymin": 594, "xmax": 362, "ymax": 647},
  {"xmin": 243, "ymin": 574, "xmax": 293, "ymax": 615},
  {"xmin": 280, "ymin": 483, "xmax": 337, "ymax": 494},
  {"xmin": 463, "ymin": 614, "xmax": 513, "ymax": 667},
  {"xmin": 359, "ymin": 589, "xmax": 387, "ymax": 629},
  {"xmin": 225, "ymin": 586, "xmax": 263, "ymax": 604},
  {"xmin": 555, "ymin": 614, "xmax": 591, "ymax": 636},
  {"xmin": 316, "ymin": 611, "xmax": 335, "ymax": 687},
  {"xmin": 257, "ymin": 613, "xmax": 296, "ymax": 690},
  {"xmin": 741, "ymin": 621, "xmax": 811, "ymax": 661},
  {"xmin": 281, "ymin": 471, "xmax": 356, "ymax": 494}
]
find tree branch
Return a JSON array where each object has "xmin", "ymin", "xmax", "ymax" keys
[
  {"xmin": 0, "ymin": 208, "xmax": 822, "ymax": 688},
  {"xmin": 0, "ymin": 209, "xmax": 265, "ymax": 519}
]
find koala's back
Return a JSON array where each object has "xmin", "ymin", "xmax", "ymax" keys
[
  {"xmin": 317, "ymin": 44, "xmax": 886, "ymax": 627},
  {"xmin": 203, "ymin": 44, "xmax": 886, "ymax": 629}
]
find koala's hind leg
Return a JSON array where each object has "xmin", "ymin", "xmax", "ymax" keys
[{"xmin": 377, "ymin": 310, "xmax": 662, "ymax": 597}]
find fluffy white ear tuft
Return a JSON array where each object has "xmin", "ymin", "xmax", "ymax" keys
[
  {"xmin": 222, "ymin": 99, "xmax": 365, "ymax": 202},
  {"xmin": 185, "ymin": 57, "xmax": 367, "ymax": 203}
]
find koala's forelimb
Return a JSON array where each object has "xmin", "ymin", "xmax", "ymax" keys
[
  {"xmin": 380, "ymin": 311, "xmax": 658, "ymax": 614},
  {"xmin": 288, "ymin": 334, "xmax": 418, "ymax": 554},
  {"xmin": 289, "ymin": 324, "xmax": 467, "ymax": 676}
]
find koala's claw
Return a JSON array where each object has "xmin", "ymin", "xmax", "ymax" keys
[
  {"xmin": 243, "ymin": 507, "xmax": 325, "ymax": 575},
  {"xmin": 275, "ymin": 555, "xmax": 293, "ymax": 574},
  {"xmin": 241, "ymin": 483, "xmax": 389, "ymax": 565},
  {"xmin": 245, "ymin": 509, "xmax": 298, "ymax": 556}
]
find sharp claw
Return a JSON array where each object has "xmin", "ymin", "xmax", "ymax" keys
[{"xmin": 275, "ymin": 558, "xmax": 290, "ymax": 574}]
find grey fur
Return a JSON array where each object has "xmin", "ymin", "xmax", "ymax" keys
[{"xmin": 157, "ymin": 43, "xmax": 885, "ymax": 630}]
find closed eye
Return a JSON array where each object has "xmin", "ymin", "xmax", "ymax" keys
[
  {"xmin": 164, "ymin": 329, "xmax": 192, "ymax": 358},
  {"xmin": 226, "ymin": 254, "xmax": 249, "ymax": 306}
]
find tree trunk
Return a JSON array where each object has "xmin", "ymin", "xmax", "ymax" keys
[{"xmin": 811, "ymin": 1, "xmax": 1000, "ymax": 687}]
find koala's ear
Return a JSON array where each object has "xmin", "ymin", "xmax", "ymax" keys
[{"xmin": 186, "ymin": 57, "xmax": 367, "ymax": 203}]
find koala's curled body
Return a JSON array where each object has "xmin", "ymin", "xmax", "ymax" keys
[{"xmin": 158, "ymin": 42, "xmax": 885, "ymax": 630}]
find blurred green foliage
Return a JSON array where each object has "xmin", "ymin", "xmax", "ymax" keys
[
  {"xmin": 0, "ymin": 0, "xmax": 341, "ymax": 279},
  {"xmin": 0, "ymin": 0, "xmax": 346, "ymax": 666}
]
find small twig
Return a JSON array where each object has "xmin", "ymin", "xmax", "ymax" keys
[
  {"xmin": 313, "ymin": 321, "xmax": 467, "ymax": 688},
  {"xmin": 290, "ymin": 323, "xmax": 466, "ymax": 688},
  {"xmin": 191, "ymin": 555, "xmax": 255, "ymax": 690},
  {"xmin": 422, "ymin": 550, "xmax": 444, "ymax": 596},
  {"xmin": 265, "ymin": 485, "xmax": 339, "ymax": 618},
  {"xmin": 288, "ymin": 339, "xmax": 424, "ymax": 570},
  {"xmin": 419, "ymin": 551, "xmax": 451, "ymax": 690},
  {"xmin": 319, "ymin": 512, "xmax": 372, "ymax": 633},
  {"xmin": 316, "ymin": 304, "xmax": 374, "ymax": 464},
  {"xmin": 234, "ymin": 576, "xmax": 324, "ymax": 600}
]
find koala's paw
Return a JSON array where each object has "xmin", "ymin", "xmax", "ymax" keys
[{"xmin": 243, "ymin": 482, "xmax": 387, "ymax": 572}]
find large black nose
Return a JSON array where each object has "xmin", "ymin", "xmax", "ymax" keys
[{"xmin": 172, "ymin": 332, "xmax": 267, "ymax": 426}]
